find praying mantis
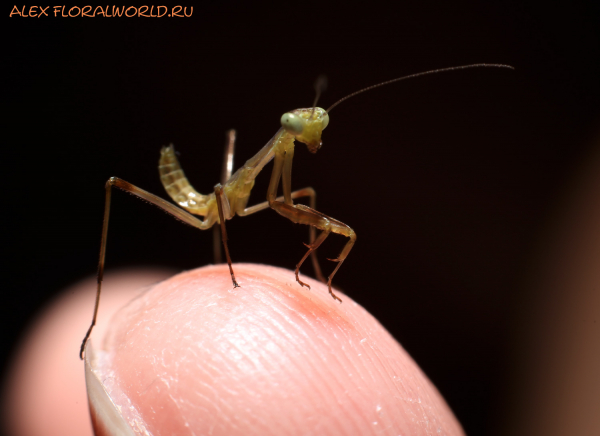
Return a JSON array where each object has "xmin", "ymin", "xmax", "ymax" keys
[{"xmin": 80, "ymin": 63, "xmax": 513, "ymax": 359}]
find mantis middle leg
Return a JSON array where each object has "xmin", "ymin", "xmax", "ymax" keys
[
  {"xmin": 213, "ymin": 130, "xmax": 236, "ymax": 264},
  {"xmin": 214, "ymin": 183, "xmax": 239, "ymax": 288}
]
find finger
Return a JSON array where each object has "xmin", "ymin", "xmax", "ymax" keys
[
  {"xmin": 505, "ymin": 137, "xmax": 600, "ymax": 435},
  {"xmin": 89, "ymin": 263, "xmax": 464, "ymax": 435},
  {"xmin": 1, "ymin": 268, "xmax": 175, "ymax": 436}
]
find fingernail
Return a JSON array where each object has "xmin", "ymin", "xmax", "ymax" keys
[{"xmin": 84, "ymin": 341, "xmax": 136, "ymax": 436}]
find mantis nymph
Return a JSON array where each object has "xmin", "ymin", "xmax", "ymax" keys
[{"xmin": 80, "ymin": 63, "xmax": 513, "ymax": 359}]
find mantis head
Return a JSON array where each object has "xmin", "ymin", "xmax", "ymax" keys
[{"xmin": 280, "ymin": 107, "xmax": 329, "ymax": 153}]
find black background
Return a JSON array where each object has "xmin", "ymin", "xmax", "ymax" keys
[{"xmin": 4, "ymin": 1, "xmax": 600, "ymax": 435}]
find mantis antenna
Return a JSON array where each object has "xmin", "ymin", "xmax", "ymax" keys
[
  {"xmin": 310, "ymin": 75, "xmax": 328, "ymax": 119},
  {"xmin": 326, "ymin": 63, "xmax": 514, "ymax": 113}
]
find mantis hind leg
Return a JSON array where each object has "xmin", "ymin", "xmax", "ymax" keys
[{"xmin": 80, "ymin": 177, "xmax": 216, "ymax": 359}]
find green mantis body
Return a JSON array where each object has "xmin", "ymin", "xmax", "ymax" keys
[
  {"xmin": 80, "ymin": 64, "xmax": 513, "ymax": 359},
  {"xmin": 157, "ymin": 106, "xmax": 353, "ymax": 296}
]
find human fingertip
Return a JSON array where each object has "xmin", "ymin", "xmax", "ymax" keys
[{"xmin": 89, "ymin": 263, "xmax": 464, "ymax": 435}]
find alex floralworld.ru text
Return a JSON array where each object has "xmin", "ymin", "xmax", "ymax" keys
[{"xmin": 10, "ymin": 5, "xmax": 193, "ymax": 18}]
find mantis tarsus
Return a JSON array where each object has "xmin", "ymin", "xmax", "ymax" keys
[{"xmin": 80, "ymin": 63, "xmax": 513, "ymax": 359}]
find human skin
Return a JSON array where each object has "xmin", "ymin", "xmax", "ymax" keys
[
  {"xmin": 503, "ymin": 136, "xmax": 600, "ymax": 435},
  {"xmin": 3, "ymin": 264, "xmax": 464, "ymax": 435},
  {"xmin": 89, "ymin": 264, "xmax": 464, "ymax": 435},
  {"xmin": 2, "ymin": 268, "xmax": 176, "ymax": 436}
]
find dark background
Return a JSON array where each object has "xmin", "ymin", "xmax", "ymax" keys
[{"xmin": 4, "ymin": 1, "xmax": 600, "ymax": 435}]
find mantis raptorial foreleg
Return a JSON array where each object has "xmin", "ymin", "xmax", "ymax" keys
[
  {"xmin": 269, "ymin": 201, "xmax": 356, "ymax": 302},
  {"xmin": 209, "ymin": 129, "xmax": 326, "ymax": 283},
  {"xmin": 267, "ymin": 148, "xmax": 355, "ymax": 302},
  {"xmin": 238, "ymin": 187, "xmax": 326, "ymax": 283},
  {"xmin": 80, "ymin": 176, "xmax": 220, "ymax": 359}
]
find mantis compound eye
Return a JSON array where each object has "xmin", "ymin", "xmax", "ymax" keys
[
  {"xmin": 321, "ymin": 112, "xmax": 329, "ymax": 129},
  {"xmin": 280, "ymin": 112, "xmax": 304, "ymax": 135}
]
